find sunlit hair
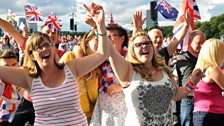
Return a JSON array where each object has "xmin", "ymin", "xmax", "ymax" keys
[
  {"xmin": 79, "ymin": 30, "xmax": 97, "ymax": 57},
  {"xmin": 127, "ymin": 31, "xmax": 175, "ymax": 81},
  {"xmin": 23, "ymin": 32, "xmax": 64, "ymax": 77},
  {"xmin": 76, "ymin": 30, "xmax": 100, "ymax": 80},
  {"xmin": 195, "ymin": 38, "xmax": 224, "ymax": 70}
]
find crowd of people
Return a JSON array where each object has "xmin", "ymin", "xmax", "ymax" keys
[{"xmin": 0, "ymin": 2, "xmax": 223, "ymax": 126}]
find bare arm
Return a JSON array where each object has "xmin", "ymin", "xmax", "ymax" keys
[
  {"xmin": 0, "ymin": 18, "xmax": 25, "ymax": 46},
  {"xmin": 0, "ymin": 66, "xmax": 30, "ymax": 91},
  {"xmin": 68, "ymin": 3, "xmax": 109, "ymax": 78},
  {"xmin": 108, "ymin": 39, "xmax": 134, "ymax": 87},
  {"xmin": 172, "ymin": 68, "xmax": 203, "ymax": 101},
  {"xmin": 167, "ymin": 9, "xmax": 191, "ymax": 56}
]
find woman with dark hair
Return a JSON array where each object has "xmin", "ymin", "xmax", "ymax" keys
[{"xmin": 0, "ymin": 34, "xmax": 13, "ymax": 51}]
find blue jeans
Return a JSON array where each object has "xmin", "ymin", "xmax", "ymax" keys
[
  {"xmin": 180, "ymin": 97, "xmax": 194, "ymax": 126},
  {"xmin": 193, "ymin": 111, "xmax": 224, "ymax": 126}
]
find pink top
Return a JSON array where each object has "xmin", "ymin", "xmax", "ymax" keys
[{"xmin": 193, "ymin": 80, "xmax": 224, "ymax": 114}]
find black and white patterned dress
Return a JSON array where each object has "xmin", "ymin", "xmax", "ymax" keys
[{"xmin": 123, "ymin": 71, "xmax": 175, "ymax": 126}]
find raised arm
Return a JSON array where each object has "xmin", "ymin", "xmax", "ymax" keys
[
  {"xmin": 0, "ymin": 18, "xmax": 25, "ymax": 46},
  {"xmin": 68, "ymin": 3, "xmax": 109, "ymax": 78},
  {"xmin": 167, "ymin": 9, "xmax": 191, "ymax": 56},
  {"xmin": 0, "ymin": 66, "xmax": 30, "ymax": 91},
  {"xmin": 108, "ymin": 39, "xmax": 134, "ymax": 87}
]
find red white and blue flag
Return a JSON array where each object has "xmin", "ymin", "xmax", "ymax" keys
[
  {"xmin": 6, "ymin": 9, "xmax": 16, "ymax": 22},
  {"xmin": 45, "ymin": 12, "xmax": 63, "ymax": 32},
  {"xmin": 109, "ymin": 10, "xmax": 115, "ymax": 24},
  {"xmin": 24, "ymin": 5, "xmax": 44, "ymax": 22},
  {"xmin": 173, "ymin": 0, "xmax": 201, "ymax": 51},
  {"xmin": 155, "ymin": 0, "xmax": 179, "ymax": 20}
]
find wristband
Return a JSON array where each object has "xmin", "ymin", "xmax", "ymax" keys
[
  {"xmin": 96, "ymin": 32, "xmax": 107, "ymax": 36},
  {"xmin": 183, "ymin": 81, "xmax": 194, "ymax": 93}
]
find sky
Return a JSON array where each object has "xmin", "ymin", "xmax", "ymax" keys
[{"xmin": 0, "ymin": 0, "xmax": 224, "ymax": 32}]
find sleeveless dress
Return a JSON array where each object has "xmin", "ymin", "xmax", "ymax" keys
[
  {"xmin": 123, "ymin": 71, "xmax": 175, "ymax": 126},
  {"xmin": 30, "ymin": 65, "xmax": 88, "ymax": 126}
]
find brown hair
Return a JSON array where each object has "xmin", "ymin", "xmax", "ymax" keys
[
  {"xmin": 0, "ymin": 49, "xmax": 17, "ymax": 59},
  {"xmin": 23, "ymin": 32, "xmax": 64, "ymax": 77}
]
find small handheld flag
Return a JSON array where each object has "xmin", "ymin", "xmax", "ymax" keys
[
  {"xmin": 155, "ymin": 0, "xmax": 179, "ymax": 20},
  {"xmin": 24, "ymin": 5, "xmax": 44, "ymax": 22},
  {"xmin": 45, "ymin": 12, "xmax": 63, "ymax": 32}
]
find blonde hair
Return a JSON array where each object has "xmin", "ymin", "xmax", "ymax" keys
[
  {"xmin": 127, "ymin": 32, "xmax": 175, "ymax": 81},
  {"xmin": 79, "ymin": 30, "xmax": 97, "ymax": 57},
  {"xmin": 23, "ymin": 32, "xmax": 63, "ymax": 77},
  {"xmin": 76, "ymin": 30, "xmax": 100, "ymax": 80},
  {"xmin": 195, "ymin": 38, "xmax": 224, "ymax": 70}
]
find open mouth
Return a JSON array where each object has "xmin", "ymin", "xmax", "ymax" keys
[
  {"xmin": 42, "ymin": 54, "xmax": 51, "ymax": 59},
  {"xmin": 141, "ymin": 50, "xmax": 149, "ymax": 55}
]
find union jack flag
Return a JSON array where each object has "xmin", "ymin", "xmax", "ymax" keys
[
  {"xmin": 6, "ymin": 9, "xmax": 16, "ymax": 22},
  {"xmin": 155, "ymin": 0, "xmax": 178, "ymax": 20},
  {"xmin": 45, "ymin": 12, "xmax": 63, "ymax": 32},
  {"xmin": 24, "ymin": 5, "xmax": 44, "ymax": 22},
  {"xmin": 173, "ymin": 0, "xmax": 201, "ymax": 51}
]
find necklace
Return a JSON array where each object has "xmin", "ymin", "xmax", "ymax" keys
[{"xmin": 99, "ymin": 47, "xmax": 128, "ymax": 93}]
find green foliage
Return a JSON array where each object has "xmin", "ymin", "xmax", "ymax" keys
[{"xmin": 60, "ymin": 31, "xmax": 86, "ymax": 37}]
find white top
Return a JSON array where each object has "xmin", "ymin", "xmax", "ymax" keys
[
  {"xmin": 31, "ymin": 65, "xmax": 88, "ymax": 126},
  {"xmin": 123, "ymin": 71, "xmax": 175, "ymax": 126}
]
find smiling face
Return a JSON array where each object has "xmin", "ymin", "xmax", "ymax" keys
[
  {"xmin": 148, "ymin": 29, "xmax": 163, "ymax": 51},
  {"xmin": 107, "ymin": 29, "xmax": 124, "ymax": 52},
  {"xmin": 32, "ymin": 38, "xmax": 54, "ymax": 68},
  {"xmin": 133, "ymin": 35, "xmax": 154, "ymax": 64}
]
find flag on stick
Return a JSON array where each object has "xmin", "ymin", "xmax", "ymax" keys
[
  {"xmin": 155, "ymin": 0, "xmax": 179, "ymax": 20},
  {"xmin": 45, "ymin": 12, "xmax": 63, "ymax": 32},
  {"xmin": 6, "ymin": 9, "xmax": 16, "ymax": 22},
  {"xmin": 109, "ymin": 10, "xmax": 115, "ymax": 24},
  {"xmin": 173, "ymin": 0, "xmax": 201, "ymax": 51},
  {"xmin": 24, "ymin": 5, "xmax": 44, "ymax": 22}
]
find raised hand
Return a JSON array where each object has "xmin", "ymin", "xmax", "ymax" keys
[
  {"xmin": 83, "ymin": 13, "xmax": 96, "ymax": 28},
  {"xmin": 190, "ymin": 68, "xmax": 205, "ymax": 85},
  {"xmin": 133, "ymin": 10, "xmax": 147, "ymax": 29},
  {"xmin": 83, "ymin": 2, "xmax": 105, "ymax": 26},
  {"xmin": 184, "ymin": 8, "xmax": 191, "ymax": 27}
]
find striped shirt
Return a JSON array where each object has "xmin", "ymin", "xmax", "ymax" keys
[{"xmin": 31, "ymin": 65, "xmax": 88, "ymax": 126}]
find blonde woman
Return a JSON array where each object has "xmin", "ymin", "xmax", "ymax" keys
[
  {"xmin": 193, "ymin": 38, "xmax": 224, "ymax": 126},
  {"xmin": 108, "ymin": 31, "xmax": 203, "ymax": 125}
]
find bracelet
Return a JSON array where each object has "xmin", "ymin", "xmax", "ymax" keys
[
  {"xmin": 93, "ymin": 26, "xmax": 97, "ymax": 30},
  {"xmin": 96, "ymin": 32, "xmax": 107, "ymax": 36},
  {"xmin": 183, "ymin": 81, "xmax": 194, "ymax": 93}
]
